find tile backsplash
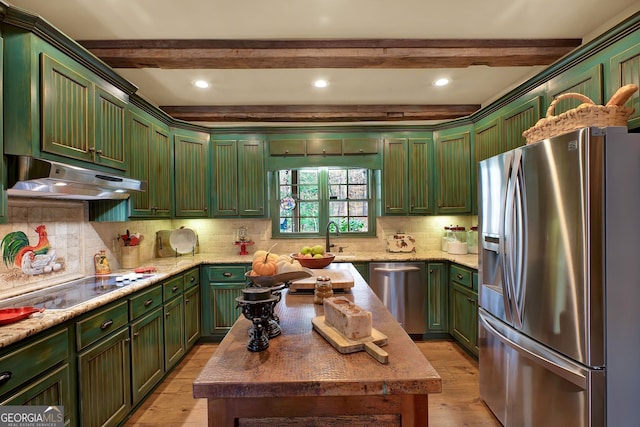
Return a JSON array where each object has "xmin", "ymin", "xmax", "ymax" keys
[{"xmin": 0, "ymin": 197, "xmax": 476, "ymax": 297}]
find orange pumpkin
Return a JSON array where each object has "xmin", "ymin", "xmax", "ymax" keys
[{"xmin": 252, "ymin": 252, "xmax": 278, "ymax": 276}]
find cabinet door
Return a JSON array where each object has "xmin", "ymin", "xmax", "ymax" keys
[
  {"xmin": 94, "ymin": 87, "xmax": 126, "ymax": 170},
  {"xmin": 174, "ymin": 133, "xmax": 210, "ymax": 218},
  {"xmin": 184, "ymin": 284, "xmax": 201, "ymax": 350},
  {"xmin": 130, "ymin": 308, "xmax": 164, "ymax": 405},
  {"xmin": 78, "ymin": 327, "xmax": 131, "ymax": 427},
  {"xmin": 213, "ymin": 140, "xmax": 238, "ymax": 216},
  {"xmin": 164, "ymin": 296, "xmax": 185, "ymax": 371},
  {"xmin": 151, "ymin": 125, "xmax": 172, "ymax": 217},
  {"xmin": 205, "ymin": 283, "xmax": 245, "ymax": 338},
  {"xmin": 436, "ymin": 131, "xmax": 471, "ymax": 214},
  {"xmin": 41, "ymin": 53, "xmax": 93, "ymax": 162},
  {"xmin": 502, "ymin": 96, "xmax": 541, "ymax": 152},
  {"xmin": 1, "ymin": 364, "xmax": 72, "ymax": 426},
  {"xmin": 238, "ymin": 140, "xmax": 265, "ymax": 216},
  {"xmin": 426, "ymin": 263, "xmax": 447, "ymax": 334},
  {"xmin": 408, "ymin": 138, "xmax": 434, "ymax": 214},
  {"xmin": 382, "ymin": 138, "xmax": 408, "ymax": 214},
  {"xmin": 450, "ymin": 282, "xmax": 478, "ymax": 356},
  {"xmin": 128, "ymin": 110, "xmax": 153, "ymax": 216},
  {"xmin": 610, "ymin": 41, "xmax": 640, "ymax": 129}
]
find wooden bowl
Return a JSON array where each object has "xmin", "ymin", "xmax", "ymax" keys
[{"xmin": 291, "ymin": 253, "xmax": 335, "ymax": 269}]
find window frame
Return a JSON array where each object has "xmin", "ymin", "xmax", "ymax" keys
[{"xmin": 270, "ymin": 167, "xmax": 377, "ymax": 238}]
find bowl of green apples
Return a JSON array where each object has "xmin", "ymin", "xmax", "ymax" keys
[{"xmin": 292, "ymin": 245, "xmax": 335, "ymax": 269}]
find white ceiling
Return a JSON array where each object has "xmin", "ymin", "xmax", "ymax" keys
[{"xmin": 7, "ymin": 0, "xmax": 640, "ymax": 127}]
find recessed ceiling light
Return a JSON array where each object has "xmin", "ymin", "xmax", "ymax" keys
[
  {"xmin": 434, "ymin": 78, "xmax": 450, "ymax": 87},
  {"xmin": 194, "ymin": 80, "xmax": 210, "ymax": 89},
  {"xmin": 313, "ymin": 79, "xmax": 329, "ymax": 88}
]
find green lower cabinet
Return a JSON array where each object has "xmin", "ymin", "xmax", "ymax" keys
[
  {"xmin": 78, "ymin": 327, "xmax": 131, "ymax": 427},
  {"xmin": 184, "ymin": 284, "xmax": 201, "ymax": 350},
  {"xmin": 163, "ymin": 295, "xmax": 185, "ymax": 371},
  {"xmin": 349, "ymin": 262, "xmax": 369, "ymax": 283},
  {"xmin": 201, "ymin": 265, "xmax": 248, "ymax": 340},
  {"xmin": 449, "ymin": 282, "xmax": 478, "ymax": 356},
  {"xmin": 130, "ymin": 308, "xmax": 164, "ymax": 405},
  {"xmin": 426, "ymin": 262, "xmax": 448, "ymax": 336}
]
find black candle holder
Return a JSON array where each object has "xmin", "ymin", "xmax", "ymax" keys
[{"xmin": 236, "ymin": 288, "xmax": 279, "ymax": 352}]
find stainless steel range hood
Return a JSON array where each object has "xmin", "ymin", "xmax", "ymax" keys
[{"xmin": 7, "ymin": 156, "xmax": 146, "ymax": 200}]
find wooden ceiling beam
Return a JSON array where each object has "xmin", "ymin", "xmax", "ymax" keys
[
  {"xmin": 160, "ymin": 104, "xmax": 481, "ymax": 122},
  {"xmin": 79, "ymin": 38, "xmax": 581, "ymax": 69}
]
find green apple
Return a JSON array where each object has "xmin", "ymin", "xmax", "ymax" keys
[
  {"xmin": 311, "ymin": 245, "xmax": 324, "ymax": 255},
  {"xmin": 313, "ymin": 253, "xmax": 324, "ymax": 258},
  {"xmin": 300, "ymin": 246, "xmax": 312, "ymax": 255}
]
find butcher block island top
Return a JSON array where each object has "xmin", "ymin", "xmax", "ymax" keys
[{"xmin": 193, "ymin": 263, "xmax": 442, "ymax": 426}]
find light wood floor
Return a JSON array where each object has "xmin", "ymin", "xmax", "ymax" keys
[{"xmin": 123, "ymin": 340, "xmax": 501, "ymax": 426}]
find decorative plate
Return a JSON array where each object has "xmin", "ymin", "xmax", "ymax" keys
[
  {"xmin": 169, "ymin": 228, "xmax": 198, "ymax": 254},
  {"xmin": 280, "ymin": 196, "xmax": 296, "ymax": 211}
]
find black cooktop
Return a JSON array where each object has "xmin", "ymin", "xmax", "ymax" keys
[{"xmin": 0, "ymin": 274, "xmax": 156, "ymax": 310}]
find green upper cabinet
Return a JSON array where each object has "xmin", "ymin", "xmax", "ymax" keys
[
  {"xmin": 501, "ymin": 96, "xmax": 541, "ymax": 152},
  {"xmin": 173, "ymin": 130, "xmax": 210, "ymax": 218},
  {"xmin": 545, "ymin": 63, "xmax": 604, "ymax": 114},
  {"xmin": 435, "ymin": 127, "xmax": 472, "ymax": 214},
  {"xmin": 4, "ymin": 28, "xmax": 129, "ymax": 172},
  {"xmin": 0, "ymin": 26, "xmax": 6, "ymax": 224},
  {"xmin": 382, "ymin": 138, "xmax": 408, "ymax": 214},
  {"xmin": 128, "ymin": 106, "xmax": 172, "ymax": 218},
  {"xmin": 610, "ymin": 39, "xmax": 640, "ymax": 129},
  {"xmin": 382, "ymin": 135, "xmax": 434, "ymax": 215},
  {"xmin": 212, "ymin": 136, "xmax": 266, "ymax": 217}
]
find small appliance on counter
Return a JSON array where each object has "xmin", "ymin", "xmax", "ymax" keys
[{"xmin": 386, "ymin": 233, "xmax": 416, "ymax": 253}]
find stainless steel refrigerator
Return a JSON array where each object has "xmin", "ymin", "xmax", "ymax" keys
[{"xmin": 478, "ymin": 126, "xmax": 640, "ymax": 427}]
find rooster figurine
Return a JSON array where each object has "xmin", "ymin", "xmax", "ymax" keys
[{"xmin": 1, "ymin": 225, "xmax": 60, "ymax": 275}]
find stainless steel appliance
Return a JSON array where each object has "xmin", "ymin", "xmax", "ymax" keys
[
  {"xmin": 369, "ymin": 262, "xmax": 425, "ymax": 335},
  {"xmin": 478, "ymin": 126, "xmax": 640, "ymax": 426}
]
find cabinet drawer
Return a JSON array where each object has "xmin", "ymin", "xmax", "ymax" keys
[
  {"xmin": 450, "ymin": 264, "xmax": 472, "ymax": 289},
  {"xmin": 204, "ymin": 265, "xmax": 247, "ymax": 282},
  {"xmin": 343, "ymin": 138, "xmax": 379, "ymax": 154},
  {"xmin": 0, "ymin": 329, "xmax": 69, "ymax": 397},
  {"xmin": 163, "ymin": 275, "xmax": 184, "ymax": 301},
  {"xmin": 306, "ymin": 139, "xmax": 342, "ymax": 155},
  {"xmin": 129, "ymin": 285, "xmax": 163, "ymax": 319},
  {"xmin": 184, "ymin": 268, "xmax": 200, "ymax": 289},
  {"xmin": 76, "ymin": 301, "xmax": 128, "ymax": 350},
  {"xmin": 269, "ymin": 139, "xmax": 305, "ymax": 156}
]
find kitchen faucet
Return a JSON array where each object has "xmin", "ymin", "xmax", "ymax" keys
[{"xmin": 325, "ymin": 221, "xmax": 340, "ymax": 252}]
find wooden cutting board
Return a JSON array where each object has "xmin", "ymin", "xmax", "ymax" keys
[
  {"xmin": 289, "ymin": 269, "xmax": 355, "ymax": 292},
  {"xmin": 312, "ymin": 316, "xmax": 389, "ymax": 364}
]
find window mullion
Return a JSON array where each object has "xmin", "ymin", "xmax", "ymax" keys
[{"xmin": 318, "ymin": 168, "xmax": 329, "ymax": 235}]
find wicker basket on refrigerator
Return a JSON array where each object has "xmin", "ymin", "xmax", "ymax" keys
[{"xmin": 522, "ymin": 84, "xmax": 638, "ymax": 145}]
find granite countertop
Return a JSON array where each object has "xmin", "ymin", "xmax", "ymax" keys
[{"xmin": 0, "ymin": 250, "xmax": 478, "ymax": 349}]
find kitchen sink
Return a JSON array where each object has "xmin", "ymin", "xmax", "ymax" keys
[{"xmin": 0, "ymin": 274, "xmax": 156, "ymax": 310}]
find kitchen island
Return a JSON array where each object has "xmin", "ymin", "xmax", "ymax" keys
[{"xmin": 193, "ymin": 263, "xmax": 442, "ymax": 426}]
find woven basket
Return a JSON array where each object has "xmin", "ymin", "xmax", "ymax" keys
[{"xmin": 522, "ymin": 92, "xmax": 635, "ymax": 145}]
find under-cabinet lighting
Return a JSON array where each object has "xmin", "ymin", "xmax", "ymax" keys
[{"xmin": 313, "ymin": 79, "xmax": 329, "ymax": 88}]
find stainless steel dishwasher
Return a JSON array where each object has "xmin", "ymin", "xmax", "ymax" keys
[{"xmin": 368, "ymin": 262, "xmax": 426, "ymax": 335}]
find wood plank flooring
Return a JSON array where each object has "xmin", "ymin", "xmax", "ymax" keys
[{"xmin": 123, "ymin": 340, "xmax": 501, "ymax": 426}]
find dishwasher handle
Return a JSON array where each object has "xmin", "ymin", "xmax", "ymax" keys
[{"xmin": 373, "ymin": 267, "xmax": 421, "ymax": 273}]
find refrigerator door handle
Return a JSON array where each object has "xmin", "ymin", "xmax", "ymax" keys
[
  {"xmin": 498, "ymin": 152, "xmax": 515, "ymax": 324},
  {"xmin": 510, "ymin": 150, "xmax": 527, "ymax": 327},
  {"xmin": 479, "ymin": 310, "xmax": 588, "ymax": 390}
]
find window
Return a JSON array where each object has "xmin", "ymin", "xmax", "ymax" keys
[{"xmin": 274, "ymin": 167, "xmax": 374, "ymax": 237}]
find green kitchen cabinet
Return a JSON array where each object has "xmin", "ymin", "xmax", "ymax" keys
[
  {"xmin": 501, "ymin": 96, "xmax": 542, "ymax": 152},
  {"xmin": 426, "ymin": 262, "xmax": 448, "ymax": 336},
  {"xmin": 129, "ymin": 285, "xmax": 164, "ymax": 406},
  {"xmin": 435, "ymin": 127, "xmax": 472, "ymax": 214},
  {"xmin": 174, "ymin": 131, "xmax": 210, "ymax": 218},
  {"xmin": 128, "ymin": 106, "xmax": 172, "ymax": 218},
  {"xmin": 545, "ymin": 64, "xmax": 604, "ymax": 114},
  {"xmin": 212, "ymin": 137, "xmax": 266, "ymax": 217},
  {"xmin": 0, "ymin": 27, "xmax": 5, "ymax": 224},
  {"xmin": 201, "ymin": 265, "xmax": 248, "ymax": 340},
  {"xmin": 78, "ymin": 326, "xmax": 131, "ymax": 427},
  {"xmin": 184, "ymin": 282, "xmax": 202, "ymax": 351},
  {"xmin": 448, "ymin": 264, "xmax": 478, "ymax": 356},
  {"xmin": 610, "ymin": 40, "xmax": 640, "ymax": 129},
  {"xmin": 0, "ymin": 327, "xmax": 73, "ymax": 426},
  {"xmin": 163, "ymin": 295, "xmax": 185, "ymax": 371},
  {"xmin": 382, "ymin": 135, "xmax": 434, "ymax": 215},
  {"xmin": 4, "ymin": 27, "xmax": 132, "ymax": 173}
]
